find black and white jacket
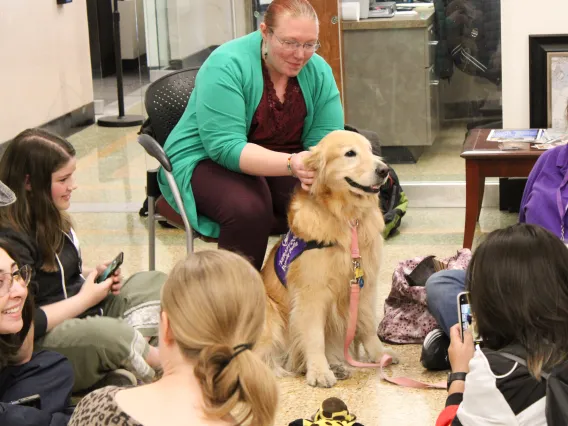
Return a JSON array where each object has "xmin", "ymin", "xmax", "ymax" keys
[{"xmin": 441, "ymin": 346, "xmax": 547, "ymax": 426}]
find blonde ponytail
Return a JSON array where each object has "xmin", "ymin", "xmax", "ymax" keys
[
  {"xmin": 195, "ymin": 343, "xmax": 277, "ymax": 425},
  {"xmin": 162, "ymin": 250, "xmax": 278, "ymax": 425}
]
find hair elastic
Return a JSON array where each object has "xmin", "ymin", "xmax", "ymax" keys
[
  {"xmin": 230, "ymin": 343, "xmax": 252, "ymax": 361},
  {"xmin": 213, "ymin": 343, "xmax": 253, "ymax": 382}
]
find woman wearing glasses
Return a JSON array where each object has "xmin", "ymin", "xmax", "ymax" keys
[
  {"xmin": 0, "ymin": 183, "xmax": 73, "ymax": 426},
  {"xmin": 159, "ymin": 0, "xmax": 344, "ymax": 270}
]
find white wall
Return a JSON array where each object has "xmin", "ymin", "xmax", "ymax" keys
[
  {"xmin": 119, "ymin": 0, "xmax": 147, "ymax": 60},
  {"xmin": 144, "ymin": 0, "xmax": 248, "ymax": 69},
  {"xmin": 502, "ymin": 0, "xmax": 568, "ymax": 128},
  {"xmin": 143, "ymin": 0, "xmax": 170, "ymax": 68},
  {"xmin": 167, "ymin": 0, "xmax": 239, "ymax": 61},
  {"xmin": 0, "ymin": 1, "xmax": 93, "ymax": 142}
]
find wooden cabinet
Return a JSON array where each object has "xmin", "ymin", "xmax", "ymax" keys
[{"xmin": 342, "ymin": 12, "xmax": 440, "ymax": 148}]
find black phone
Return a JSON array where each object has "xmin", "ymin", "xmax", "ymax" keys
[
  {"xmin": 457, "ymin": 291, "xmax": 482, "ymax": 344},
  {"xmin": 95, "ymin": 252, "xmax": 124, "ymax": 283},
  {"xmin": 9, "ymin": 394, "xmax": 41, "ymax": 409}
]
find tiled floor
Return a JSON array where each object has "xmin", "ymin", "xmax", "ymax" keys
[{"xmin": 67, "ymin": 124, "xmax": 517, "ymax": 425}]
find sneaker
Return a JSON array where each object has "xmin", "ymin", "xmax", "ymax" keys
[{"xmin": 420, "ymin": 328, "xmax": 451, "ymax": 371}]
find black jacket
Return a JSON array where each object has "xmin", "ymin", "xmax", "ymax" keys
[
  {"xmin": 447, "ymin": 345, "xmax": 548, "ymax": 425},
  {"xmin": 434, "ymin": 0, "xmax": 501, "ymax": 85}
]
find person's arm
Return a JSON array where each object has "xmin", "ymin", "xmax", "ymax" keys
[
  {"xmin": 193, "ymin": 59, "xmax": 250, "ymax": 173},
  {"xmin": 302, "ymin": 58, "xmax": 345, "ymax": 150},
  {"xmin": 194, "ymin": 62, "xmax": 291, "ymax": 176},
  {"xmin": 519, "ymin": 150, "xmax": 548, "ymax": 223},
  {"xmin": 39, "ymin": 271, "xmax": 114, "ymax": 332},
  {"xmin": 238, "ymin": 145, "xmax": 314, "ymax": 189},
  {"xmin": 194, "ymin": 59, "xmax": 314, "ymax": 185},
  {"xmin": 238, "ymin": 144, "xmax": 290, "ymax": 176},
  {"xmin": 435, "ymin": 325, "xmax": 474, "ymax": 426}
]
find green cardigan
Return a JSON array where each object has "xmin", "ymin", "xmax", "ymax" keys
[{"xmin": 158, "ymin": 30, "xmax": 345, "ymax": 238}]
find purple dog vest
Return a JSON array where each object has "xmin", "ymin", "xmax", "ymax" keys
[{"xmin": 275, "ymin": 230, "xmax": 332, "ymax": 286}]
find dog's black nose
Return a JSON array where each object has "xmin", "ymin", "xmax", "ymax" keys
[{"xmin": 375, "ymin": 165, "xmax": 389, "ymax": 179}]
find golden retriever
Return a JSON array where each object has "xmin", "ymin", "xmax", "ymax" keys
[{"xmin": 258, "ymin": 130, "xmax": 399, "ymax": 388}]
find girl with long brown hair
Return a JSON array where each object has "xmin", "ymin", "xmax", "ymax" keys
[{"xmin": 0, "ymin": 128, "xmax": 167, "ymax": 393}]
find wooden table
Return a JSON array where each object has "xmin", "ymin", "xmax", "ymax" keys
[{"xmin": 460, "ymin": 129, "xmax": 544, "ymax": 248}]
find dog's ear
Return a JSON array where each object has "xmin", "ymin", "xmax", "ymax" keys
[
  {"xmin": 304, "ymin": 145, "xmax": 324, "ymax": 171},
  {"xmin": 304, "ymin": 145, "xmax": 327, "ymax": 196}
]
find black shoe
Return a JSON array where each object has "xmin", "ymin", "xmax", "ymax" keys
[{"xmin": 421, "ymin": 328, "xmax": 451, "ymax": 371}]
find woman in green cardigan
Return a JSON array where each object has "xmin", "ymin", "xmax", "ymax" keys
[{"xmin": 158, "ymin": 0, "xmax": 344, "ymax": 270}]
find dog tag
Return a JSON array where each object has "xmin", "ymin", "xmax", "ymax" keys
[
  {"xmin": 354, "ymin": 266, "xmax": 364, "ymax": 280},
  {"xmin": 358, "ymin": 277, "xmax": 365, "ymax": 288}
]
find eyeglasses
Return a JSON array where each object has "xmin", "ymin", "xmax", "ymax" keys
[
  {"xmin": 269, "ymin": 30, "xmax": 320, "ymax": 53},
  {"xmin": 0, "ymin": 265, "xmax": 31, "ymax": 297}
]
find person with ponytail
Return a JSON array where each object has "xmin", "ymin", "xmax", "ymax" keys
[{"xmin": 69, "ymin": 250, "xmax": 278, "ymax": 426}]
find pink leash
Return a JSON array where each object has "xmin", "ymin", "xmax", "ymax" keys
[{"xmin": 344, "ymin": 222, "xmax": 446, "ymax": 389}]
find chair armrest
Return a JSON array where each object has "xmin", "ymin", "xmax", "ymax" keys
[{"xmin": 138, "ymin": 134, "xmax": 173, "ymax": 172}]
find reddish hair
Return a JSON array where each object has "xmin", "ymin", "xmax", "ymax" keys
[{"xmin": 264, "ymin": 0, "xmax": 319, "ymax": 29}]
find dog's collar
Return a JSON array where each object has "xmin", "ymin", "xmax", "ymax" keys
[{"xmin": 344, "ymin": 177, "xmax": 380, "ymax": 194}]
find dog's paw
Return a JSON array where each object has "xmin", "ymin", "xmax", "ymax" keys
[
  {"xmin": 330, "ymin": 364, "xmax": 351, "ymax": 380},
  {"xmin": 383, "ymin": 348, "xmax": 400, "ymax": 364},
  {"xmin": 306, "ymin": 366, "xmax": 337, "ymax": 388}
]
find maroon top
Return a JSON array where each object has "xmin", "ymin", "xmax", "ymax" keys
[{"xmin": 247, "ymin": 59, "xmax": 307, "ymax": 154}]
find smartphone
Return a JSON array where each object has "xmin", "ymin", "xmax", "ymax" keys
[
  {"xmin": 95, "ymin": 252, "xmax": 124, "ymax": 283},
  {"xmin": 457, "ymin": 291, "xmax": 482, "ymax": 344},
  {"xmin": 9, "ymin": 394, "xmax": 41, "ymax": 409}
]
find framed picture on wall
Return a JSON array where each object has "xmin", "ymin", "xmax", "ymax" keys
[{"xmin": 529, "ymin": 35, "xmax": 568, "ymax": 129}]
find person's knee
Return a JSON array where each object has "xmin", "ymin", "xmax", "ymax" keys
[
  {"xmin": 230, "ymin": 191, "xmax": 272, "ymax": 230},
  {"xmin": 426, "ymin": 269, "xmax": 467, "ymax": 303},
  {"xmin": 71, "ymin": 317, "xmax": 134, "ymax": 350}
]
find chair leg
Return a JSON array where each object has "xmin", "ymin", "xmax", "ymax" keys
[
  {"xmin": 164, "ymin": 171, "xmax": 195, "ymax": 255},
  {"xmin": 186, "ymin": 227, "xmax": 194, "ymax": 254},
  {"xmin": 148, "ymin": 195, "xmax": 156, "ymax": 271}
]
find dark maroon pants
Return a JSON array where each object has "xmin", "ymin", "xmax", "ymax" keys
[{"xmin": 192, "ymin": 160, "xmax": 298, "ymax": 270}]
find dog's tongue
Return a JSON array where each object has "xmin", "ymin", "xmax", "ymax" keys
[{"xmin": 371, "ymin": 184, "xmax": 380, "ymax": 190}]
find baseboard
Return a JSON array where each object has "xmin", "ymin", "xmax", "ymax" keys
[
  {"xmin": 123, "ymin": 54, "xmax": 147, "ymax": 72},
  {"xmin": 381, "ymin": 146, "xmax": 425, "ymax": 164},
  {"xmin": 1, "ymin": 102, "xmax": 95, "ymax": 144},
  {"xmin": 168, "ymin": 45, "xmax": 219, "ymax": 70}
]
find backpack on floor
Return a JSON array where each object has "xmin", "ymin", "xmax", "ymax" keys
[
  {"xmin": 377, "ymin": 249, "xmax": 472, "ymax": 344},
  {"xmin": 344, "ymin": 125, "xmax": 408, "ymax": 239},
  {"xmin": 380, "ymin": 167, "xmax": 408, "ymax": 239}
]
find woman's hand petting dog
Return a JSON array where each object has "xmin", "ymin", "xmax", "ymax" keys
[
  {"xmin": 448, "ymin": 324, "xmax": 475, "ymax": 373},
  {"xmin": 290, "ymin": 151, "xmax": 315, "ymax": 191}
]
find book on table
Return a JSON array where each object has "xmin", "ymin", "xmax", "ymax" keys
[{"xmin": 486, "ymin": 129, "xmax": 545, "ymax": 143}]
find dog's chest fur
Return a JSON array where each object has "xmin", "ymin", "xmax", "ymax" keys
[{"xmin": 285, "ymin": 191, "xmax": 384, "ymax": 295}]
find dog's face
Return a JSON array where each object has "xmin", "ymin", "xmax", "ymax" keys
[{"xmin": 305, "ymin": 130, "xmax": 389, "ymax": 197}]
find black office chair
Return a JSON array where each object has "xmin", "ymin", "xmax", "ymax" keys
[{"xmin": 138, "ymin": 67, "xmax": 206, "ymax": 271}]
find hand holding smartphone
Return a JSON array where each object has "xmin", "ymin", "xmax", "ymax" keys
[
  {"xmin": 95, "ymin": 252, "xmax": 124, "ymax": 284},
  {"xmin": 457, "ymin": 291, "xmax": 482, "ymax": 344}
]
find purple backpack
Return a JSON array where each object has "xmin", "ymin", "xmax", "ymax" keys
[{"xmin": 377, "ymin": 249, "xmax": 472, "ymax": 344}]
